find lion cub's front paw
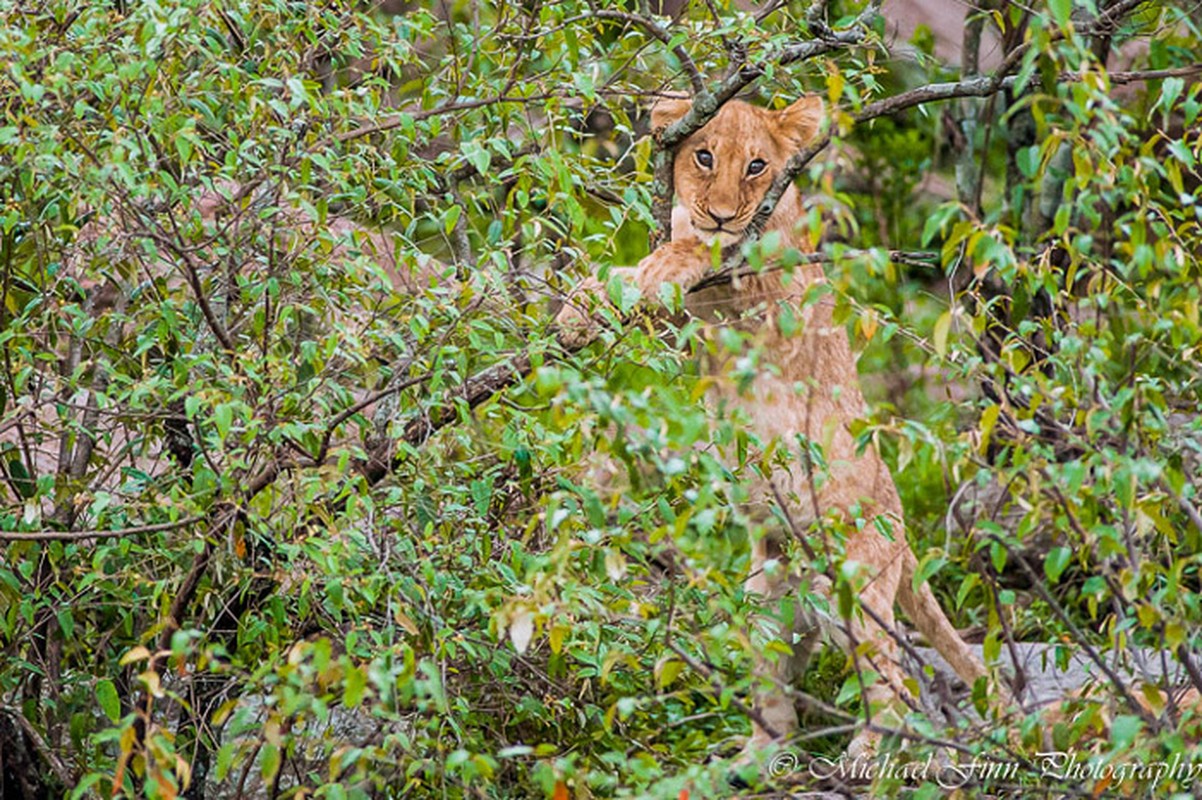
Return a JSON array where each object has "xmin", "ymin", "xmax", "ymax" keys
[{"xmin": 635, "ymin": 237, "xmax": 710, "ymax": 302}]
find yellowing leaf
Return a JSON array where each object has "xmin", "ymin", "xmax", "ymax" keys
[
  {"xmin": 859, "ymin": 308, "xmax": 878, "ymax": 342},
  {"xmin": 394, "ymin": 609, "xmax": 420, "ymax": 636},
  {"xmin": 933, "ymin": 309, "xmax": 952, "ymax": 358},
  {"xmin": 120, "ymin": 646, "xmax": 151, "ymax": 666},
  {"xmin": 549, "ymin": 624, "xmax": 569, "ymax": 655},
  {"xmin": 827, "ymin": 66, "xmax": 844, "ymax": 105},
  {"xmin": 605, "ymin": 551, "xmax": 626, "ymax": 580},
  {"xmin": 978, "ymin": 404, "xmax": 1000, "ymax": 455},
  {"xmin": 140, "ymin": 669, "xmax": 163, "ymax": 698},
  {"xmin": 655, "ymin": 656, "xmax": 685, "ymax": 689},
  {"xmin": 1140, "ymin": 683, "xmax": 1166, "ymax": 715}
]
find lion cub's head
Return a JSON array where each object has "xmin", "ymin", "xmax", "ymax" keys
[{"xmin": 652, "ymin": 96, "xmax": 824, "ymax": 246}]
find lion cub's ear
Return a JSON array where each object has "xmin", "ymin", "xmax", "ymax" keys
[
  {"xmin": 650, "ymin": 95, "xmax": 692, "ymax": 130},
  {"xmin": 774, "ymin": 95, "xmax": 825, "ymax": 148}
]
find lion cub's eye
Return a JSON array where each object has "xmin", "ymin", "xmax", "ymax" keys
[
  {"xmin": 695, "ymin": 150, "xmax": 714, "ymax": 168},
  {"xmin": 747, "ymin": 158, "xmax": 767, "ymax": 176}
]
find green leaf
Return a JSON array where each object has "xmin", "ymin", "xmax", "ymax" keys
[
  {"xmin": 911, "ymin": 554, "xmax": 948, "ymax": 594},
  {"xmin": 444, "ymin": 204, "xmax": 462, "ymax": 235},
  {"xmin": 214, "ymin": 403, "xmax": 233, "ymax": 440},
  {"xmin": 1159, "ymin": 77, "xmax": 1184, "ymax": 116},
  {"xmin": 932, "ymin": 309, "xmax": 952, "ymax": 357},
  {"xmin": 96, "ymin": 679, "xmax": 121, "ymax": 723},
  {"xmin": 57, "ymin": 609, "xmax": 74, "ymax": 639},
  {"xmin": 261, "ymin": 743, "xmax": 281, "ymax": 782},
  {"xmin": 955, "ymin": 573, "xmax": 980, "ymax": 610},
  {"xmin": 344, "ymin": 665, "xmax": 366, "ymax": 708},
  {"xmin": 214, "ymin": 743, "xmax": 235, "ymax": 781},
  {"xmin": 1016, "ymin": 145, "xmax": 1041, "ymax": 179},
  {"xmin": 1048, "ymin": 0, "xmax": 1072, "ymax": 26},
  {"xmin": 6, "ymin": 458, "xmax": 35, "ymax": 500},
  {"xmin": 462, "ymin": 141, "xmax": 491, "ymax": 174},
  {"xmin": 1111, "ymin": 715, "xmax": 1142, "ymax": 748},
  {"xmin": 1044, "ymin": 546, "xmax": 1072, "ymax": 583}
]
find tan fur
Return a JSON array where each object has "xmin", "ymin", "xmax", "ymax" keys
[{"xmin": 559, "ymin": 96, "xmax": 998, "ymax": 756}]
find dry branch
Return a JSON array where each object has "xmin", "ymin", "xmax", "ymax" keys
[
  {"xmin": 591, "ymin": 10, "xmax": 705, "ymax": 94},
  {"xmin": 0, "ymin": 515, "xmax": 205, "ymax": 542}
]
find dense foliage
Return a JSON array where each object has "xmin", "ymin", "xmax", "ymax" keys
[{"xmin": 1, "ymin": 0, "xmax": 1200, "ymax": 797}]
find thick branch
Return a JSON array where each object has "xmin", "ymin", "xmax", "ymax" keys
[{"xmin": 0, "ymin": 706, "xmax": 76, "ymax": 789}]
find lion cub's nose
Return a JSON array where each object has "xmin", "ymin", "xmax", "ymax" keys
[{"xmin": 708, "ymin": 209, "xmax": 736, "ymax": 226}]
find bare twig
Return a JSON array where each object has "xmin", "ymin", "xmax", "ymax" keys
[
  {"xmin": 0, "ymin": 515, "xmax": 205, "ymax": 542},
  {"xmin": 664, "ymin": 639, "xmax": 781, "ymax": 740},
  {"xmin": 691, "ymin": 249, "xmax": 937, "ymax": 293},
  {"xmin": 1108, "ymin": 63, "xmax": 1202, "ymax": 84},
  {"xmin": 1175, "ymin": 645, "xmax": 1202, "ymax": 698},
  {"xmin": 990, "ymin": 534, "xmax": 1161, "ymax": 729},
  {"xmin": 591, "ymin": 9, "xmax": 705, "ymax": 94}
]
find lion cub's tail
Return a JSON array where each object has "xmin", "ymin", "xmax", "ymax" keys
[{"xmin": 897, "ymin": 551, "xmax": 1009, "ymax": 703}]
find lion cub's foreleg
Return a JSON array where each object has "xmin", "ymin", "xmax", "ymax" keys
[
  {"xmin": 554, "ymin": 238, "xmax": 710, "ymax": 345},
  {"xmin": 632, "ymin": 237, "xmax": 710, "ymax": 299}
]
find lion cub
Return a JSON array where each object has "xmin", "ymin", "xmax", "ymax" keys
[{"xmin": 558, "ymin": 96, "xmax": 999, "ymax": 760}]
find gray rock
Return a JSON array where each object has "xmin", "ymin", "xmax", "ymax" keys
[{"xmin": 909, "ymin": 640, "xmax": 1187, "ymax": 709}]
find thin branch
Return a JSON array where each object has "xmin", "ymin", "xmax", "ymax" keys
[
  {"xmin": 664, "ymin": 639, "xmax": 782, "ymax": 740},
  {"xmin": 591, "ymin": 9, "xmax": 705, "ymax": 94},
  {"xmin": 0, "ymin": 706, "xmax": 77, "ymax": 789},
  {"xmin": 0, "ymin": 515, "xmax": 205, "ymax": 542},
  {"xmin": 691, "ymin": 249, "xmax": 937, "ymax": 294},
  {"xmin": 155, "ymin": 203, "xmax": 238, "ymax": 353},
  {"xmin": 990, "ymin": 534, "xmax": 1162, "ymax": 729},
  {"xmin": 1108, "ymin": 63, "xmax": 1202, "ymax": 84},
  {"xmin": 335, "ymin": 92, "xmax": 559, "ymax": 144},
  {"xmin": 1176, "ymin": 645, "xmax": 1202, "ymax": 698},
  {"xmin": 316, "ymin": 373, "xmax": 430, "ymax": 464}
]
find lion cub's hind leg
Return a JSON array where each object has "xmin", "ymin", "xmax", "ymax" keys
[
  {"xmin": 742, "ymin": 534, "xmax": 827, "ymax": 752},
  {"xmin": 838, "ymin": 528, "xmax": 913, "ymax": 759},
  {"xmin": 740, "ymin": 519, "xmax": 920, "ymax": 767}
]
